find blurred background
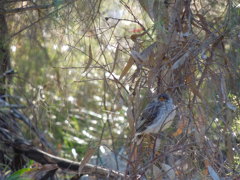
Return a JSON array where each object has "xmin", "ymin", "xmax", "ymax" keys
[{"xmin": 0, "ymin": 0, "xmax": 239, "ymax": 179}]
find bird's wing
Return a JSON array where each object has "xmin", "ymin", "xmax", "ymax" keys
[{"xmin": 136, "ymin": 101, "xmax": 162, "ymax": 133}]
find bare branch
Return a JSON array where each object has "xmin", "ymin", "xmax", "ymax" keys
[
  {"xmin": 0, "ymin": 4, "xmax": 54, "ymax": 14},
  {"xmin": 12, "ymin": 139, "xmax": 126, "ymax": 179}
]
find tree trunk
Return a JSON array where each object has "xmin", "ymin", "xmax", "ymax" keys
[{"xmin": 0, "ymin": 6, "xmax": 11, "ymax": 98}]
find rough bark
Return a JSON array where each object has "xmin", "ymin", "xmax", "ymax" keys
[{"xmin": 0, "ymin": 5, "xmax": 11, "ymax": 98}]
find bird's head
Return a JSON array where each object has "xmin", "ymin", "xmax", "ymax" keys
[{"xmin": 156, "ymin": 93, "xmax": 171, "ymax": 102}]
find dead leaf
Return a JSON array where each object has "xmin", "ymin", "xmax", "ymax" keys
[
  {"xmin": 138, "ymin": 0, "xmax": 155, "ymax": 21},
  {"xmin": 220, "ymin": 74, "xmax": 227, "ymax": 102},
  {"xmin": 130, "ymin": 30, "xmax": 148, "ymax": 41},
  {"xmin": 172, "ymin": 51, "xmax": 190, "ymax": 70},
  {"xmin": 78, "ymin": 147, "xmax": 96, "ymax": 175},
  {"xmin": 202, "ymin": 168, "xmax": 208, "ymax": 176},
  {"xmin": 172, "ymin": 110, "xmax": 187, "ymax": 137},
  {"xmin": 152, "ymin": 163, "xmax": 175, "ymax": 180},
  {"xmin": 112, "ymin": 44, "xmax": 119, "ymax": 73},
  {"xmin": 172, "ymin": 126, "xmax": 183, "ymax": 137},
  {"xmin": 127, "ymin": 106, "xmax": 134, "ymax": 134},
  {"xmin": 195, "ymin": 106, "xmax": 207, "ymax": 146},
  {"xmin": 139, "ymin": 42, "xmax": 157, "ymax": 61},
  {"xmin": 131, "ymin": 42, "xmax": 157, "ymax": 67},
  {"xmin": 147, "ymin": 68, "xmax": 158, "ymax": 88},
  {"xmin": 83, "ymin": 45, "xmax": 93, "ymax": 72},
  {"xmin": 119, "ymin": 57, "xmax": 134, "ymax": 80},
  {"xmin": 189, "ymin": 85, "xmax": 203, "ymax": 100},
  {"xmin": 185, "ymin": 69, "xmax": 203, "ymax": 100},
  {"xmin": 131, "ymin": 50, "xmax": 144, "ymax": 64}
]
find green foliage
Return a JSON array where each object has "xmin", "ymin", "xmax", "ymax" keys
[{"xmin": 6, "ymin": 168, "xmax": 32, "ymax": 180}]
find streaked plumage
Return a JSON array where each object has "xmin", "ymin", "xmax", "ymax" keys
[{"xmin": 134, "ymin": 93, "xmax": 176, "ymax": 145}]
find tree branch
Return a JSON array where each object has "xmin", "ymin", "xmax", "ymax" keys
[
  {"xmin": 0, "ymin": 4, "xmax": 54, "ymax": 14},
  {"xmin": 12, "ymin": 139, "xmax": 126, "ymax": 179}
]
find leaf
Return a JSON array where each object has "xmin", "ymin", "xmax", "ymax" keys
[
  {"xmin": 119, "ymin": 57, "xmax": 134, "ymax": 80},
  {"xmin": 112, "ymin": 44, "xmax": 119, "ymax": 73},
  {"xmin": 147, "ymin": 68, "xmax": 158, "ymax": 88},
  {"xmin": 185, "ymin": 70, "xmax": 203, "ymax": 100},
  {"xmin": 7, "ymin": 168, "xmax": 32, "ymax": 180},
  {"xmin": 189, "ymin": 85, "xmax": 203, "ymax": 100},
  {"xmin": 130, "ymin": 50, "xmax": 143, "ymax": 64},
  {"xmin": 172, "ymin": 52, "xmax": 190, "ymax": 70},
  {"xmin": 153, "ymin": 163, "xmax": 175, "ymax": 180},
  {"xmin": 138, "ymin": 0, "xmax": 155, "ymax": 21},
  {"xmin": 207, "ymin": 166, "xmax": 220, "ymax": 180},
  {"xmin": 53, "ymin": 0, "xmax": 63, "ymax": 17},
  {"xmin": 160, "ymin": 163, "xmax": 175, "ymax": 180},
  {"xmin": 226, "ymin": 102, "xmax": 237, "ymax": 111},
  {"xmin": 197, "ymin": 107, "xmax": 207, "ymax": 135},
  {"xmin": 24, "ymin": 165, "xmax": 58, "ymax": 180},
  {"xmin": 140, "ymin": 42, "xmax": 157, "ymax": 61},
  {"xmin": 78, "ymin": 147, "xmax": 96, "ymax": 175},
  {"xmin": 172, "ymin": 126, "xmax": 183, "ymax": 137},
  {"xmin": 132, "ymin": 42, "xmax": 158, "ymax": 66},
  {"xmin": 127, "ymin": 106, "xmax": 134, "ymax": 134},
  {"xmin": 54, "ymin": 0, "xmax": 63, "ymax": 7},
  {"xmin": 220, "ymin": 74, "xmax": 227, "ymax": 102},
  {"xmin": 83, "ymin": 45, "xmax": 93, "ymax": 73}
]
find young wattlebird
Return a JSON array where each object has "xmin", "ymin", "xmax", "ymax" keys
[{"xmin": 133, "ymin": 93, "xmax": 176, "ymax": 145}]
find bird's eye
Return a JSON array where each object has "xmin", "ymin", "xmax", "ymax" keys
[{"xmin": 159, "ymin": 97, "xmax": 166, "ymax": 101}]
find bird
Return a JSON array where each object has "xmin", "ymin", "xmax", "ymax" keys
[{"xmin": 133, "ymin": 93, "xmax": 176, "ymax": 145}]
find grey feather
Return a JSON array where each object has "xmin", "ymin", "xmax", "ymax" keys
[{"xmin": 134, "ymin": 94, "xmax": 176, "ymax": 145}]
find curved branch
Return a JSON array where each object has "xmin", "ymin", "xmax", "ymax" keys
[{"xmin": 12, "ymin": 139, "xmax": 126, "ymax": 179}]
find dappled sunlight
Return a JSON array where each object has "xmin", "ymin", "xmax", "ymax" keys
[
  {"xmin": 0, "ymin": 0, "xmax": 239, "ymax": 179},
  {"xmin": 72, "ymin": 136, "xmax": 87, "ymax": 144}
]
